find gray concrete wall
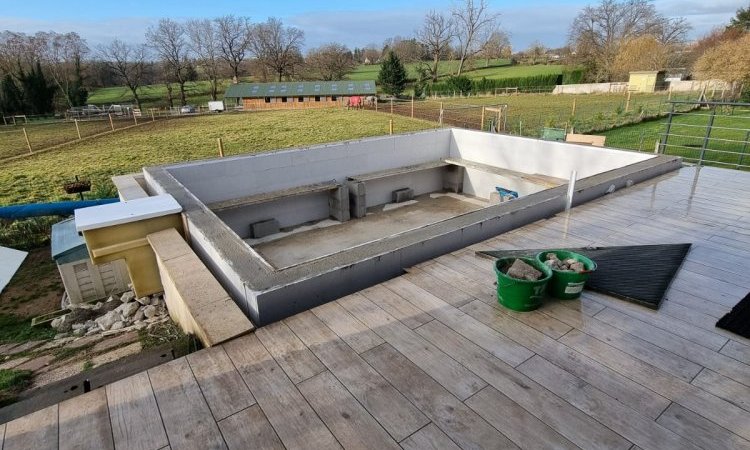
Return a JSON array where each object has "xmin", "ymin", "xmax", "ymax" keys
[
  {"xmin": 167, "ymin": 129, "xmax": 453, "ymax": 204},
  {"xmin": 449, "ymin": 129, "xmax": 654, "ymax": 180},
  {"xmin": 217, "ymin": 192, "xmax": 330, "ymax": 238},
  {"xmin": 364, "ymin": 168, "xmax": 445, "ymax": 207}
]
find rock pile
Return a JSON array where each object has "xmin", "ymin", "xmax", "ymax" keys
[
  {"xmin": 543, "ymin": 253, "xmax": 586, "ymax": 273},
  {"xmin": 50, "ymin": 291, "xmax": 170, "ymax": 339}
]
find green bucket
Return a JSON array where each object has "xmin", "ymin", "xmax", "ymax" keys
[
  {"xmin": 536, "ymin": 250, "xmax": 597, "ymax": 300},
  {"xmin": 494, "ymin": 257, "xmax": 553, "ymax": 312}
]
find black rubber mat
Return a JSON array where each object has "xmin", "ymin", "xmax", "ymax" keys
[
  {"xmin": 479, "ymin": 244, "xmax": 692, "ymax": 309},
  {"xmin": 716, "ymin": 293, "xmax": 750, "ymax": 339}
]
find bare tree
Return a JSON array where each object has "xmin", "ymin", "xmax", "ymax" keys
[
  {"xmin": 99, "ymin": 39, "xmax": 148, "ymax": 108},
  {"xmin": 146, "ymin": 19, "xmax": 190, "ymax": 106},
  {"xmin": 186, "ymin": 19, "xmax": 221, "ymax": 100},
  {"xmin": 569, "ymin": 0, "xmax": 690, "ymax": 82},
  {"xmin": 417, "ymin": 11, "xmax": 455, "ymax": 81},
  {"xmin": 480, "ymin": 30, "xmax": 510, "ymax": 66},
  {"xmin": 452, "ymin": 0, "xmax": 501, "ymax": 76},
  {"xmin": 362, "ymin": 45, "xmax": 381, "ymax": 64},
  {"xmin": 214, "ymin": 15, "xmax": 252, "ymax": 83},
  {"xmin": 248, "ymin": 18, "xmax": 305, "ymax": 82},
  {"xmin": 306, "ymin": 43, "xmax": 355, "ymax": 80}
]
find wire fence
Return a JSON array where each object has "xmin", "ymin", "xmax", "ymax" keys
[{"xmin": 0, "ymin": 107, "xmax": 232, "ymax": 161}]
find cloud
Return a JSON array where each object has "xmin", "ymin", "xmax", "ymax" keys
[{"xmin": 0, "ymin": 16, "xmax": 156, "ymax": 48}]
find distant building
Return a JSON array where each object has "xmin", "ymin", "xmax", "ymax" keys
[
  {"xmin": 628, "ymin": 71, "xmax": 667, "ymax": 93},
  {"xmin": 223, "ymin": 81, "xmax": 377, "ymax": 111}
]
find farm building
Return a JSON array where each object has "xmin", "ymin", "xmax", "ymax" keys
[
  {"xmin": 628, "ymin": 70, "xmax": 667, "ymax": 93},
  {"xmin": 223, "ymin": 81, "xmax": 376, "ymax": 110}
]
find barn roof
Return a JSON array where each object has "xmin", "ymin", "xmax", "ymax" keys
[{"xmin": 224, "ymin": 81, "xmax": 377, "ymax": 99}]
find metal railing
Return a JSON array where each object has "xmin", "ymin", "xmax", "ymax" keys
[{"xmin": 658, "ymin": 101, "xmax": 750, "ymax": 170}]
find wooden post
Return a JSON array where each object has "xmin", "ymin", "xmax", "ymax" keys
[
  {"xmin": 389, "ymin": 119, "xmax": 393, "ymax": 135},
  {"xmin": 22, "ymin": 127, "xmax": 31, "ymax": 153},
  {"xmin": 2, "ymin": 116, "xmax": 6, "ymax": 126},
  {"xmin": 74, "ymin": 119, "xmax": 81, "ymax": 140},
  {"xmin": 625, "ymin": 91, "xmax": 631, "ymax": 112},
  {"xmin": 109, "ymin": 114, "xmax": 115, "ymax": 131},
  {"xmin": 390, "ymin": 98, "xmax": 393, "ymax": 115},
  {"xmin": 217, "ymin": 137, "xmax": 225, "ymax": 157},
  {"xmin": 133, "ymin": 112, "xmax": 138, "ymax": 126},
  {"xmin": 571, "ymin": 99, "xmax": 576, "ymax": 116},
  {"xmin": 668, "ymin": 86, "xmax": 673, "ymax": 101},
  {"xmin": 480, "ymin": 107, "xmax": 485, "ymax": 131},
  {"xmin": 151, "ymin": 110, "xmax": 155, "ymax": 121},
  {"xmin": 439, "ymin": 102, "xmax": 444, "ymax": 125},
  {"xmin": 411, "ymin": 95, "xmax": 414, "ymax": 118}
]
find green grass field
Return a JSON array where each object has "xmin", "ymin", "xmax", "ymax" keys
[
  {"xmin": 0, "ymin": 109, "xmax": 437, "ymax": 205},
  {"xmin": 87, "ymin": 79, "xmax": 237, "ymax": 109}
]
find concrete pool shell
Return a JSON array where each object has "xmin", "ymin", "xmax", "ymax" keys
[{"xmin": 141, "ymin": 128, "xmax": 681, "ymax": 325}]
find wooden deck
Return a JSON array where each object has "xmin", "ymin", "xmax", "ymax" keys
[{"xmin": 3, "ymin": 165, "xmax": 750, "ymax": 450}]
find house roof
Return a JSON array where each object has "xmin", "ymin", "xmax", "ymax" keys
[{"xmin": 224, "ymin": 81, "xmax": 377, "ymax": 99}]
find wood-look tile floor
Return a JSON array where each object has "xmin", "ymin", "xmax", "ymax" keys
[{"xmin": 3, "ymin": 166, "xmax": 749, "ymax": 450}]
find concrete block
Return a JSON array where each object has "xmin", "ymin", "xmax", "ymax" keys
[
  {"xmin": 348, "ymin": 181, "xmax": 367, "ymax": 218},
  {"xmin": 249, "ymin": 219, "xmax": 280, "ymax": 239},
  {"xmin": 329, "ymin": 186, "xmax": 350, "ymax": 222},
  {"xmin": 392, "ymin": 188, "xmax": 414, "ymax": 203},
  {"xmin": 443, "ymin": 165, "xmax": 465, "ymax": 193}
]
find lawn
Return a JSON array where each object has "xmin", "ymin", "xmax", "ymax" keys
[
  {"xmin": 0, "ymin": 109, "xmax": 437, "ymax": 205},
  {"xmin": 346, "ymin": 59, "xmax": 560, "ymax": 83},
  {"xmin": 87, "ymin": 80, "xmax": 235, "ymax": 110}
]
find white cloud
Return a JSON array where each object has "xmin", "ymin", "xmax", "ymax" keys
[{"xmin": 0, "ymin": 16, "xmax": 156, "ymax": 48}]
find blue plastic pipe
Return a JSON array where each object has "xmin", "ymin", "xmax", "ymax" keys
[{"xmin": 0, "ymin": 198, "xmax": 119, "ymax": 219}]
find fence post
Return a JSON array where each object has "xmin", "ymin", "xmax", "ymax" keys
[
  {"xmin": 571, "ymin": 98, "xmax": 576, "ymax": 117},
  {"xmin": 698, "ymin": 107, "xmax": 717, "ymax": 165},
  {"xmin": 411, "ymin": 95, "xmax": 414, "ymax": 118},
  {"xmin": 389, "ymin": 119, "xmax": 393, "ymax": 135},
  {"xmin": 390, "ymin": 98, "xmax": 393, "ymax": 115},
  {"xmin": 109, "ymin": 114, "xmax": 115, "ymax": 131},
  {"xmin": 737, "ymin": 130, "xmax": 750, "ymax": 169},
  {"xmin": 74, "ymin": 119, "xmax": 81, "ymax": 140},
  {"xmin": 480, "ymin": 107, "xmax": 485, "ymax": 131},
  {"xmin": 23, "ymin": 127, "xmax": 32, "ymax": 153},
  {"xmin": 217, "ymin": 137, "xmax": 225, "ymax": 157},
  {"xmin": 133, "ymin": 113, "xmax": 138, "ymax": 126},
  {"xmin": 439, "ymin": 102, "xmax": 444, "ymax": 126},
  {"xmin": 151, "ymin": 110, "xmax": 155, "ymax": 121},
  {"xmin": 625, "ymin": 91, "xmax": 631, "ymax": 112}
]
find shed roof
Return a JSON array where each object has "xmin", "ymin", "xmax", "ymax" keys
[
  {"xmin": 52, "ymin": 217, "xmax": 87, "ymax": 264},
  {"xmin": 224, "ymin": 81, "xmax": 376, "ymax": 99}
]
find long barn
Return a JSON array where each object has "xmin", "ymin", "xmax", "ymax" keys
[{"xmin": 223, "ymin": 80, "xmax": 377, "ymax": 110}]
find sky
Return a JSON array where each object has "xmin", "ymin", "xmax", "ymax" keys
[{"xmin": 0, "ymin": 0, "xmax": 744, "ymax": 51}]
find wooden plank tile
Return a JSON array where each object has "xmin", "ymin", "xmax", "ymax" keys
[
  {"xmin": 298, "ymin": 371, "xmax": 400, "ymax": 450},
  {"xmin": 656, "ymin": 403, "xmax": 750, "ymax": 450},
  {"xmin": 559, "ymin": 329, "xmax": 750, "ymax": 441},
  {"xmin": 186, "ymin": 345, "xmax": 256, "ymax": 421},
  {"xmin": 465, "ymin": 386, "xmax": 579, "ymax": 450},
  {"xmin": 359, "ymin": 285, "xmax": 432, "ymax": 329},
  {"xmin": 311, "ymin": 300, "xmax": 384, "ymax": 354},
  {"xmin": 0, "ymin": 422, "xmax": 5, "ymax": 450},
  {"xmin": 692, "ymin": 369, "xmax": 750, "ymax": 412},
  {"xmin": 385, "ymin": 276, "xmax": 533, "ymax": 367},
  {"xmin": 402, "ymin": 268, "xmax": 475, "ymax": 308},
  {"xmin": 223, "ymin": 334, "xmax": 340, "ymax": 450},
  {"xmin": 59, "ymin": 389, "xmax": 114, "ymax": 450},
  {"xmin": 420, "ymin": 259, "xmax": 573, "ymax": 339},
  {"xmin": 106, "ymin": 371, "xmax": 169, "ymax": 450},
  {"xmin": 416, "ymin": 320, "xmax": 629, "ymax": 450},
  {"xmin": 217, "ymin": 405, "xmax": 284, "ymax": 450},
  {"xmin": 340, "ymin": 290, "xmax": 487, "ymax": 401},
  {"xmin": 518, "ymin": 355, "xmax": 699, "ymax": 450},
  {"xmin": 399, "ymin": 424, "xmax": 460, "ymax": 450},
  {"xmin": 255, "ymin": 321, "xmax": 326, "ymax": 384},
  {"xmin": 665, "ymin": 290, "xmax": 730, "ymax": 319},
  {"xmin": 594, "ymin": 307, "xmax": 750, "ymax": 387},
  {"xmin": 285, "ymin": 309, "xmax": 429, "ymax": 442},
  {"xmin": 3, "ymin": 404, "xmax": 58, "ymax": 450},
  {"xmin": 722, "ymin": 340, "xmax": 750, "ymax": 365},
  {"xmin": 460, "ymin": 300, "xmax": 671, "ymax": 420},
  {"xmin": 362, "ymin": 343, "xmax": 519, "ymax": 450},
  {"xmin": 541, "ymin": 301, "xmax": 703, "ymax": 382},
  {"xmin": 148, "ymin": 358, "xmax": 226, "ymax": 450}
]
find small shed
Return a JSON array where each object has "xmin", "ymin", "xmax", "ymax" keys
[
  {"xmin": 224, "ymin": 81, "xmax": 377, "ymax": 111},
  {"xmin": 51, "ymin": 218, "xmax": 129, "ymax": 304},
  {"xmin": 628, "ymin": 71, "xmax": 667, "ymax": 93}
]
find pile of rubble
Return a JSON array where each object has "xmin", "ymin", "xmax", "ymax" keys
[
  {"xmin": 543, "ymin": 253, "xmax": 586, "ymax": 273},
  {"xmin": 50, "ymin": 291, "xmax": 170, "ymax": 339},
  {"xmin": 505, "ymin": 259, "xmax": 543, "ymax": 281}
]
